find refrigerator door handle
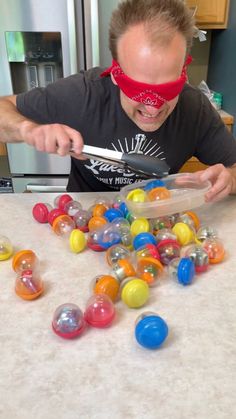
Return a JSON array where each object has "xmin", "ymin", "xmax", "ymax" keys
[
  {"xmin": 26, "ymin": 184, "xmax": 67, "ymax": 192},
  {"xmin": 67, "ymin": 0, "xmax": 78, "ymax": 74},
  {"xmin": 83, "ymin": 0, "xmax": 100, "ymax": 68}
]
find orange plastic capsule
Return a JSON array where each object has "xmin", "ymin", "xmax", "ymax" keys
[
  {"xmin": 92, "ymin": 204, "xmax": 107, "ymax": 217},
  {"xmin": 147, "ymin": 187, "xmax": 171, "ymax": 201},
  {"xmin": 12, "ymin": 250, "xmax": 37, "ymax": 273},
  {"xmin": 112, "ymin": 258, "xmax": 136, "ymax": 282},
  {"xmin": 202, "ymin": 238, "xmax": 225, "ymax": 264},
  {"xmin": 93, "ymin": 275, "xmax": 120, "ymax": 302},
  {"xmin": 185, "ymin": 211, "xmax": 200, "ymax": 231},
  {"xmin": 88, "ymin": 216, "xmax": 107, "ymax": 232},
  {"xmin": 52, "ymin": 214, "xmax": 75, "ymax": 236},
  {"xmin": 15, "ymin": 269, "xmax": 44, "ymax": 300},
  {"xmin": 136, "ymin": 257, "xmax": 164, "ymax": 287}
]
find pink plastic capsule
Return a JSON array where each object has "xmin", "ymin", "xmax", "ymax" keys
[{"xmin": 84, "ymin": 294, "xmax": 115, "ymax": 328}]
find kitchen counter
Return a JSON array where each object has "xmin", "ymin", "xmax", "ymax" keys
[{"xmin": 1, "ymin": 192, "xmax": 236, "ymax": 419}]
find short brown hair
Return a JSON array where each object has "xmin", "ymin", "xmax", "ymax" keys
[{"xmin": 109, "ymin": 0, "xmax": 195, "ymax": 60}]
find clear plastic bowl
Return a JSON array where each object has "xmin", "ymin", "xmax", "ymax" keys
[{"xmin": 120, "ymin": 173, "xmax": 211, "ymax": 218}]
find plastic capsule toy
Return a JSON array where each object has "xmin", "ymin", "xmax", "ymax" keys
[
  {"xmin": 111, "ymin": 217, "xmax": 130, "ymax": 234},
  {"xmin": 136, "ymin": 257, "xmax": 164, "ymax": 287},
  {"xmin": 48, "ymin": 208, "xmax": 66, "ymax": 226},
  {"xmin": 52, "ymin": 303, "xmax": 85, "ymax": 339},
  {"xmin": 178, "ymin": 211, "xmax": 200, "ymax": 231},
  {"xmin": 147, "ymin": 186, "xmax": 171, "ymax": 201},
  {"xmin": 52, "ymin": 214, "xmax": 76, "ymax": 236},
  {"xmin": 125, "ymin": 211, "xmax": 136, "ymax": 225},
  {"xmin": 32, "ymin": 202, "xmax": 53, "ymax": 223},
  {"xmin": 126, "ymin": 188, "xmax": 147, "ymax": 203},
  {"xmin": 84, "ymin": 294, "xmax": 115, "ymax": 328},
  {"xmin": 118, "ymin": 201, "xmax": 129, "ymax": 218},
  {"xmin": 12, "ymin": 249, "xmax": 38, "ymax": 273},
  {"xmin": 92, "ymin": 274, "xmax": 120, "ymax": 302},
  {"xmin": 112, "ymin": 194, "xmax": 123, "ymax": 209},
  {"xmin": 73, "ymin": 209, "xmax": 90, "ymax": 232},
  {"xmin": 121, "ymin": 277, "xmax": 149, "ymax": 308},
  {"xmin": 157, "ymin": 239, "xmax": 181, "ymax": 266},
  {"xmin": 15, "ymin": 269, "xmax": 44, "ymax": 300},
  {"xmin": 92, "ymin": 203, "xmax": 108, "ymax": 217},
  {"xmin": 104, "ymin": 208, "xmax": 124, "ymax": 222},
  {"xmin": 64, "ymin": 200, "xmax": 82, "ymax": 217},
  {"xmin": 196, "ymin": 225, "xmax": 218, "ymax": 242},
  {"xmin": 0, "ymin": 235, "xmax": 13, "ymax": 261},
  {"xmin": 155, "ymin": 228, "xmax": 177, "ymax": 244},
  {"xmin": 172, "ymin": 222, "xmax": 195, "ymax": 246},
  {"xmin": 69, "ymin": 229, "xmax": 86, "ymax": 253},
  {"xmin": 96, "ymin": 223, "xmax": 121, "ymax": 249},
  {"xmin": 143, "ymin": 179, "xmax": 165, "ymax": 191},
  {"xmin": 168, "ymin": 257, "xmax": 195, "ymax": 285},
  {"xmin": 93, "ymin": 196, "xmax": 112, "ymax": 209},
  {"xmin": 134, "ymin": 243, "xmax": 160, "ymax": 261},
  {"xmin": 135, "ymin": 312, "xmax": 168, "ymax": 349},
  {"xmin": 202, "ymin": 238, "xmax": 225, "ymax": 264},
  {"xmin": 151, "ymin": 216, "xmax": 172, "ymax": 234},
  {"xmin": 182, "ymin": 244, "xmax": 209, "ymax": 273},
  {"xmin": 54, "ymin": 194, "xmax": 73, "ymax": 211},
  {"xmin": 133, "ymin": 232, "xmax": 156, "ymax": 250},
  {"xmin": 88, "ymin": 215, "xmax": 107, "ymax": 232},
  {"xmin": 111, "ymin": 217, "xmax": 132, "ymax": 248},
  {"xmin": 106, "ymin": 244, "xmax": 132, "ymax": 266},
  {"xmin": 130, "ymin": 217, "xmax": 150, "ymax": 236},
  {"xmin": 87, "ymin": 229, "xmax": 106, "ymax": 252},
  {"xmin": 111, "ymin": 258, "xmax": 136, "ymax": 283}
]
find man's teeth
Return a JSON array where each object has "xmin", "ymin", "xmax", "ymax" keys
[{"xmin": 141, "ymin": 111, "xmax": 158, "ymax": 118}]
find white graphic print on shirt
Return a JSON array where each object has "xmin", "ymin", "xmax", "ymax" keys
[{"xmin": 84, "ymin": 134, "xmax": 166, "ymax": 189}]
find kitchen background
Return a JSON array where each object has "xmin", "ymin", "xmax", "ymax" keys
[{"xmin": 0, "ymin": 0, "xmax": 235, "ymax": 192}]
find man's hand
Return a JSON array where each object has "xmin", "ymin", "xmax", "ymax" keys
[
  {"xmin": 187, "ymin": 163, "xmax": 236, "ymax": 202},
  {"xmin": 19, "ymin": 120, "xmax": 84, "ymax": 156}
]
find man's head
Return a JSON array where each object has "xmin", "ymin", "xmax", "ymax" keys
[{"xmin": 107, "ymin": 0, "xmax": 195, "ymax": 132}]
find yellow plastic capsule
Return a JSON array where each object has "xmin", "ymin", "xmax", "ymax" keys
[
  {"xmin": 121, "ymin": 278, "xmax": 149, "ymax": 308},
  {"xmin": 172, "ymin": 222, "xmax": 195, "ymax": 246},
  {"xmin": 69, "ymin": 229, "xmax": 86, "ymax": 253},
  {"xmin": 130, "ymin": 218, "xmax": 150, "ymax": 236},
  {"xmin": 0, "ymin": 235, "xmax": 13, "ymax": 261},
  {"xmin": 126, "ymin": 188, "xmax": 147, "ymax": 203}
]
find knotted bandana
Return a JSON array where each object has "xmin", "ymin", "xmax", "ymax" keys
[{"xmin": 101, "ymin": 55, "xmax": 192, "ymax": 108}]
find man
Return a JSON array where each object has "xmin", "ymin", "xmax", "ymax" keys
[{"xmin": 0, "ymin": 0, "xmax": 236, "ymax": 201}]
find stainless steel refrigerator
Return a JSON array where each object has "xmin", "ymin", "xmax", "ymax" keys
[{"xmin": 0, "ymin": 0, "xmax": 120, "ymax": 192}]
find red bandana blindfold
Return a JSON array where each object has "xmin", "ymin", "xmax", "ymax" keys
[{"xmin": 101, "ymin": 55, "xmax": 192, "ymax": 108}]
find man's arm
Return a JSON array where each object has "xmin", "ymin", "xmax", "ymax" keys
[{"xmin": 0, "ymin": 95, "xmax": 84, "ymax": 156}]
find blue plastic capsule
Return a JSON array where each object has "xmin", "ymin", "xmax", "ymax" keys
[
  {"xmin": 168, "ymin": 257, "xmax": 195, "ymax": 286},
  {"xmin": 135, "ymin": 312, "xmax": 168, "ymax": 349},
  {"xmin": 143, "ymin": 179, "xmax": 165, "ymax": 191},
  {"xmin": 104, "ymin": 208, "xmax": 124, "ymax": 222},
  {"xmin": 133, "ymin": 232, "xmax": 157, "ymax": 250}
]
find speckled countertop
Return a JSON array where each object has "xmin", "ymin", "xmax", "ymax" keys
[{"xmin": 0, "ymin": 193, "xmax": 236, "ymax": 419}]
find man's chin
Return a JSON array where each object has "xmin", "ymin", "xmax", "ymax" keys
[{"xmin": 134, "ymin": 119, "xmax": 164, "ymax": 132}]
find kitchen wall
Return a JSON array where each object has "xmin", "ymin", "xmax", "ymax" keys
[
  {"xmin": 207, "ymin": 0, "xmax": 236, "ymax": 136},
  {"xmin": 188, "ymin": 31, "xmax": 212, "ymax": 87}
]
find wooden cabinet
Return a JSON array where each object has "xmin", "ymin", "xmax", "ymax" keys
[
  {"xmin": 0, "ymin": 143, "xmax": 7, "ymax": 156},
  {"xmin": 186, "ymin": 0, "xmax": 230, "ymax": 29},
  {"xmin": 179, "ymin": 110, "xmax": 234, "ymax": 173}
]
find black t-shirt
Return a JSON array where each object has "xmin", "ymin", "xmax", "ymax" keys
[{"xmin": 16, "ymin": 67, "xmax": 236, "ymax": 192}]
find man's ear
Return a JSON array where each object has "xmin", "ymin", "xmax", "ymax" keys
[{"xmin": 110, "ymin": 73, "xmax": 117, "ymax": 85}]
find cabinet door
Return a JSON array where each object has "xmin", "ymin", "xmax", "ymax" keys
[{"xmin": 186, "ymin": 0, "xmax": 229, "ymax": 28}]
